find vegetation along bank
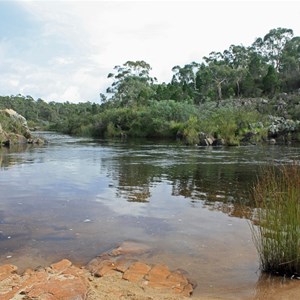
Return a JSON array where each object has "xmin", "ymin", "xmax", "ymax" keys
[{"xmin": 0, "ymin": 27, "xmax": 299, "ymax": 146}]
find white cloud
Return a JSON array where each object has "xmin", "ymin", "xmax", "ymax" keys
[
  {"xmin": 9, "ymin": 79, "xmax": 19, "ymax": 87},
  {"xmin": 51, "ymin": 57, "xmax": 74, "ymax": 66},
  {"xmin": 61, "ymin": 86, "xmax": 80, "ymax": 101}
]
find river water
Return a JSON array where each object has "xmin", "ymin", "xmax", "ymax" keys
[{"xmin": 0, "ymin": 132, "xmax": 299, "ymax": 299}]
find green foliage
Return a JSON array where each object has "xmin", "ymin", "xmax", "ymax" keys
[
  {"xmin": 92, "ymin": 100, "xmax": 198, "ymax": 139},
  {"xmin": 106, "ymin": 60, "xmax": 155, "ymax": 107},
  {"xmin": 0, "ymin": 111, "xmax": 25, "ymax": 135},
  {"xmin": 263, "ymin": 65, "xmax": 280, "ymax": 96},
  {"xmin": 196, "ymin": 104, "xmax": 268, "ymax": 145},
  {"xmin": 182, "ymin": 116, "xmax": 200, "ymax": 145},
  {"xmin": 251, "ymin": 163, "xmax": 300, "ymax": 276}
]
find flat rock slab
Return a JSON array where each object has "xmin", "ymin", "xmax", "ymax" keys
[
  {"xmin": 0, "ymin": 259, "xmax": 89, "ymax": 300},
  {"xmin": 0, "ymin": 244, "xmax": 194, "ymax": 299},
  {"xmin": 87, "ymin": 256, "xmax": 194, "ymax": 297}
]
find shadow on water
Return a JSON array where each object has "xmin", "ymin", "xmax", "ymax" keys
[{"xmin": 0, "ymin": 132, "xmax": 300, "ymax": 299}]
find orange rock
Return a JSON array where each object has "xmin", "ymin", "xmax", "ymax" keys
[
  {"xmin": 145, "ymin": 266, "xmax": 193, "ymax": 296},
  {"xmin": 123, "ymin": 261, "xmax": 151, "ymax": 283},
  {"xmin": 62, "ymin": 265, "xmax": 87, "ymax": 278},
  {"xmin": 0, "ymin": 253, "xmax": 193, "ymax": 299},
  {"xmin": 25, "ymin": 276, "xmax": 88, "ymax": 299},
  {"xmin": 1, "ymin": 270, "xmax": 48, "ymax": 300},
  {"xmin": 113, "ymin": 259, "xmax": 131, "ymax": 273},
  {"xmin": 146, "ymin": 264, "xmax": 171, "ymax": 282},
  {"xmin": 167, "ymin": 271, "xmax": 189, "ymax": 287},
  {"xmin": 0, "ymin": 264, "xmax": 18, "ymax": 281},
  {"xmin": 95, "ymin": 261, "xmax": 116, "ymax": 277},
  {"xmin": 50, "ymin": 259, "xmax": 72, "ymax": 273},
  {"xmin": 88, "ymin": 258, "xmax": 114, "ymax": 276}
]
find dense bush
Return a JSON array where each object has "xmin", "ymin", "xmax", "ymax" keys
[
  {"xmin": 92, "ymin": 100, "xmax": 198, "ymax": 138},
  {"xmin": 195, "ymin": 105, "xmax": 269, "ymax": 145}
]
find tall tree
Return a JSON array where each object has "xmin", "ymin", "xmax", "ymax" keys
[
  {"xmin": 280, "ymin": 36, "xmax": 300, "ymax": 91},
  {"xmin": 253, "ymin": 27, "xmax": 293, "ymax": 71},
  {"xmin": 203, "ymin": 53, "xmax": 233, "ymax": 103},
  {"xmin": 106, "ymin": 60, "xmax": 155, "ymax": 107},
  {"xmin": 223, "ymin": 45, "xmax": 250, "ymax": 97},
  {"xmin": 263, "ymin": 65, "xmax": 280, "ymax": 96},
  {"xmin": 171, "ymin": 62, "xmax": 200, "ymax": 101}
]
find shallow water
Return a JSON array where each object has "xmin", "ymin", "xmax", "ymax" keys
[{"xmin": 0, "ymin": 132, "xmax": 299, "ymax": 299}]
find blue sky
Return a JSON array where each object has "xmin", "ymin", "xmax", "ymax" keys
[{"xmin": 1, "ymin": 0, "xmax": 300, "ymax": 103}]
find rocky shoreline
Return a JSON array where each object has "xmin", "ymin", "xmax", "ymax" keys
[
  {"xmin": 0, "ymin": 242, "xmax": 194, "ymax": 300},
  {"xmin": 0, "ymin": 109, "xmax": 45, "ymax": 146}
]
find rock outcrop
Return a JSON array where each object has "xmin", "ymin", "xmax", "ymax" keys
[
  {"xmin": 0, "ymin": 243, "xmax": 194, "ymax": 299},
  {"xmin": 87, "ymin": 255, "xmax": 193, "ymax": 297},
  {"xmin": 0, "ymin": 109, "xmax": 44, "ymax": 146},
  {"xmin": 0, "ymin": 259, "xmax": 89, "ymax": 300}
]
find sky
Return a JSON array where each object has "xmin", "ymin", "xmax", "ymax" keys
[{"xmin": 0, "ymin": 0, "xmax": 300, "ymax": 103}]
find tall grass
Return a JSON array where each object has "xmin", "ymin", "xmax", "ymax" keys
[{"xmin": 251, "ymin": 163, "xmax": 300, "ymax": 276}]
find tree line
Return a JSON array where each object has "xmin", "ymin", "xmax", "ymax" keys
[
  {"xmin": 0, "ymin": 27, "xmax": 299, "ymax": 144},
  {"xmin": 102, "ymin": 27, "xmax": 300, "ymax": 107}
]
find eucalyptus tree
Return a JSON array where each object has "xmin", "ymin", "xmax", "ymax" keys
[
  {"xmin": 252, "ymin": 27, "xmax": 294, "ymax": 71},
  {"xmin": 201, "ymin": 52, "xmax": 233, "ymax": 103},
  {"xmin": 263, "ymin": 65, "xmax": 280, "ymax": 96},
  {"xmin": 171, "ymin": 62, "xmax": 200, "ymax": 102},
  {"xmin": 280, "ymin": 36, "xmax": 300, "ymax": 91},
  {"xmin": 223, "ymin": 45, "xmax": 249, "ymax": 97},
  {"xmin": 106, "ymin": 60, "xmax": 156, "ymax": 107}
]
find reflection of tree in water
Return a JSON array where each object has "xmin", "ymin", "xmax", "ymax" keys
[
  {"xmin": 105, "ymin": 155, "xmax": 163, "ymax": 203},
  {"xmin": 168, "ymin": 161, "xmax": 257, "ymax": 206},
  {"xmin": 0, "ymin": 145, "xmax": 31, "ymax": 169},
  {"xmin": 120, "ymin": 187, "xmax": 151, "ymax": 203},
  {"xmin": 103, "ymin": 148, "xmax": 260, "ymax": 214},
  {"xmin": 204, "ymin": 201, "xmax": 254, "ymax": 219}
]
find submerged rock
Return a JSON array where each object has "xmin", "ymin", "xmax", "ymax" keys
[{"xmin": 110, "ymin": 241, "xmax": 151, "ymax": 256}]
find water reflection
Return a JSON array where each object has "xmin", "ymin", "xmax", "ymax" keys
[
  {"xmin": 0, "ymin": 145, "xmax": 30, "ymax": 169},
  {"xmin": 101, "ymin": 143, "xmax": 300, "ymax": 210}
]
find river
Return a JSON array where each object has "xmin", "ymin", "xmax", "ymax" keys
[{"xmin": 0, "ymin": 132, "xmax": 299, "ymax": 299}]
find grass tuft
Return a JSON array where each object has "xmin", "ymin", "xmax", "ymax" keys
[{"xmin": 251, "ymin": 163, "xmax": 300, "ymax": 276}]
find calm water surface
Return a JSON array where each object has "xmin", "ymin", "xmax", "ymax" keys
[{"xmin": 0, "ymin": 132, "xmax": 299, "ymax": 299}]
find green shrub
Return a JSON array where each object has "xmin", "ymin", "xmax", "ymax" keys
[
  {"xmin": 183, "ymin": 116, "xmax": 200, "ymax": 145},
  {"xmin": 106, "ymin": 122, "xmax": 120, "ymax": 137},
  {"xmin": 92, "ymin": 100, "xmax": 199, "ymax": 139},
  {"xmin": 197, "ymin": 106, "xmax": 268, "ymax": 145},
  {"xmin": 251, "ymin": 163, "xmax": 300, "ymax": 276}
]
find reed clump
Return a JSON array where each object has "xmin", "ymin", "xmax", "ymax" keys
[{"xmin": 251, "ymin": 163, "xmax": 300, "ymax": 276}]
